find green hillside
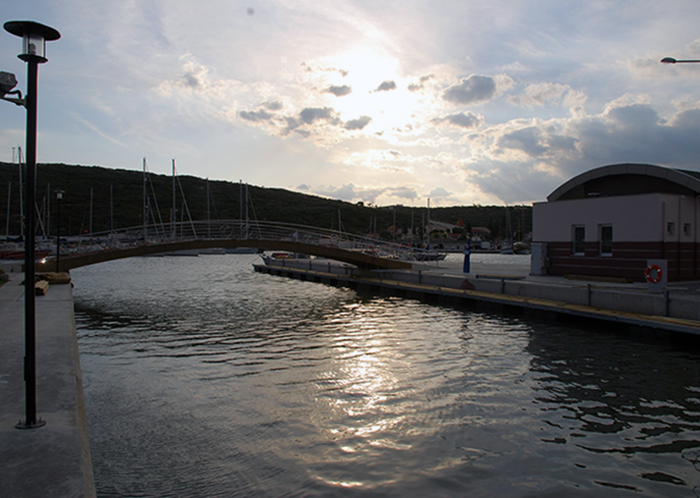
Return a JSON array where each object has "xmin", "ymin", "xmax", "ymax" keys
[{"xmin": 0, "ymin": 162, "xmax": 531, "ymax": 241}]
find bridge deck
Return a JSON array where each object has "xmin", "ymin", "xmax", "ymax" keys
[{"xmin": 36, "ymin": 239, "xmax": 413, "ymax": 272}]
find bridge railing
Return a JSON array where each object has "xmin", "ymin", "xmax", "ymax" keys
[{"xmin": 49, "ymin": 220, "xmax": 437, "ymax": 260}]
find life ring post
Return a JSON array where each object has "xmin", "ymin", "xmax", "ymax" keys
[{"xmin": 645, "ymin": 259, "xmax": 667, "ymax": 291}]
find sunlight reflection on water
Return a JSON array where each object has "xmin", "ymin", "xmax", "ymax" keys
[{"xmin": 72, "ymin": 254, "xmax": 700, "ymax": 497}]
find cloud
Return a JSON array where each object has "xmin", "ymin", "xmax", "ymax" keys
[
  {"xmin": 314, "ymin": 183, "xmax": 362, "ymax": 201},
  {"xmin": 461, "ymin": 100, "xmax": 700, "ymax": 203},
  {"xmin": 239, "ymin": 109, "xmax": 274, "ymax": 122},
  {"xmin": 312, "ymin": 183, "xmax": 400, "ymax": 204},
  {"xmin": 428, "ymin": 187, "xmax": 453, "ymax": 199},
  {"xmin": 408, "ymin": 74, "xmax": 434, "ymax": 92},
  {"xmin": 434, "ymin": 112, "xmax": 483, "ymax": 129},
  {"xmin": 442, "ymin": 75, "xmax": 497, "ymax": 105},
  {"xmin": 508, "ymin": 82, "xmax": 587, "ymax": 109},
  {"xmin": 181, "ymin": 72, "xmax": 201, "ymax": 89},
  {"xmin": 388, "ymin": 187, "xmax": 418, "ymax": 201},
  {"xmin": 343, "ymin": 116, "xmax": 372, "ymax": 130},
  {"xmin": 496, "ymin": 127, "xmax": 550, "ymax": 157},
  {"xmin": 326, "ymin": 85, "xmax": 352, "ymax": 96},
  {"xmin": 263, "ymin": 101, "xmax": 283, "ymax": 111},
  {"xmin": 375, "ymin": 80, "xmax": 397, "ymax": 92},
  {"xmin": 299, "ymin": 107, "xmax": 340, "ymax": 124}
]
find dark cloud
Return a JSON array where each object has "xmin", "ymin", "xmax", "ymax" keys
[
  {"xmin": 443, "ymin": 75, "xmax": 496, "ymax": 105},
  {"xmin": 299, "ymin": 107, "xmax": 339, "ymax": 124},
  {"xmin": 326, "ymin": 85, "xmax": 352, "ymax": 97},
  {"xmin": 566, "ymin": 103, "xmax": 679, "ymax": 168},
  {"xmin": 239, "ymin": 109, "xmax": 273, "ymax": 122},
  {"xmin": 375, "ymin": 80, "xmax": 397, "ymax": 92},
  {"xmin": 468, "ymin": 160, "xmax": 549, "ymax": 204},
  {"xmin": 434, "ymin": 112, "xmax": 482, "ymax": 129},
  {"xmin": 467, "ymin": 102, "xmax": 700, "ymax": 204},
  {"xmin": 281, "ymin": 116, "xmax": 301, "ymax": 135},
  {"xmin": 181, "ymin": 72, "xmax": 200, "ymax": 89},
  {"xmin": 408, "ymin": 74, "xmax": 433, "ymax": 92},
  {"xmin": 497, "ymin": 127, "xmax": 549, "ymax": 157},
  {"xmin": 263, "ymin": 101, "xmax": 283, "ymax": 111},
  {"xmin": 343, "ymin": 116, "xmax": 372, "ymax": 130}
]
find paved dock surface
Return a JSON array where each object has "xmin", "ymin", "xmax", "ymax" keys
[{"xmin": 0, "ymin": 273, "xmax": 95, "ymax": 498}]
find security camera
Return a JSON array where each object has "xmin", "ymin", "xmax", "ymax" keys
[{"xmin": 0, "ymin": 71, "xmax": 19, "ymax": 97}]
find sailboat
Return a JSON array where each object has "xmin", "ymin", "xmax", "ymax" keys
[
  {"xmin": 501, "ymin": 206, "xmax": 514, "ymax": 254},
  {"xmin": 227, "ymin": 180, "xmax": 262, "ymax": 254},
  {"xmin": 501, "ymin": 206, "xmax": 529, "ymax": 254}
]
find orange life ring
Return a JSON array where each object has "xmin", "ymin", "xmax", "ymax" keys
[{"xmin": 645, "ymin": 264, "xmax": 662, "ymax": 283}]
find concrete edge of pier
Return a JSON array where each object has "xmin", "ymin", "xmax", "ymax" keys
[
  {"xmin": 253, "ymin": 261, "xmax": 700, "ymax": 337},
  {"xmin": 0, "ymin": 272, "xmax": 96, "ymax": 498}
]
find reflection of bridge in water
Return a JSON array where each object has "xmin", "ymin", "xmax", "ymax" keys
[{"xmin": 36, "ymin": 220, "xmax": 416, "ymax": 272}]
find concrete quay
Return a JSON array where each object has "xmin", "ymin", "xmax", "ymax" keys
[
  {"xmin": 0, "ymin": 271, "xmax": 95, "ymax": 498},
  {"xmin": 254, "ymin": 257, "xmax": 700, "ymax": 337}
]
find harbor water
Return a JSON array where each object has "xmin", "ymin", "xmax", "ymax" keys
[{"xmin": 72, "ymin": 254, "xmax": 700, "ymax": 497}]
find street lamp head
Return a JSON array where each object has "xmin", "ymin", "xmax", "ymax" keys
[
  {"xmin": 3, "ymin": 20, "xmax": 60, "ymax": 63},
  {"xmin": 55, "ymin": 190, "xmax": 64, "ymax": 200},
  {"xmin": 661, "ymin": 57, "xmax": 677, "ymax": 64},
  {"xmin": 0, "ymin": 71, "xmax": 18, "ymax": 96}
]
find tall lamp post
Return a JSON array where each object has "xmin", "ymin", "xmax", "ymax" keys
[
  {"xmin": 2, "ymin": 20, "xmax": 60, "ymax": 430},
  {"xmin": 55, "ymin": 190, "xmax": 64, "ymax": 272}
]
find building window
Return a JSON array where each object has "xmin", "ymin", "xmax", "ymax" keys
[
  {"xmin": 667, "ymin": 222, "xmax": 675, "ymax": 236},
  {"xmin": 573, "ymin": 225, "xmax": 585, "ymax": 255},
  {"xmin": 684, "ymin": 223, "xmax": 692, "ymax": 237},
  {"xmin": 600, "ymin": 225, "xmax": 613, "ymax": 255}
]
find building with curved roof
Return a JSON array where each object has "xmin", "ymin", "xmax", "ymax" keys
[{"xmin": 532, "ymin": 163, "xmax": 700, "ymax": 282}]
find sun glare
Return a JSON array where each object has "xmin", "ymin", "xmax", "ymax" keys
[{"xmin": 322, "ymin": 47, "xmax": 424, "ymax": 133}]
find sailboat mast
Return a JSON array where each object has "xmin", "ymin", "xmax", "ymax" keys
[
  {"xmin": 45, "ymin": 183, "xmax": 50, "ymax": 238},
  {"xmin": 142, "ymin": 157, "xmax": 148, "ymax": 242},
  {"xmin": 172, "ymin": 159, "xmax": 176, "ymax": 238},
  {"xmin": 89, "ymin": 187, "xmax": 93, "ymax": 236},
  {"xmin": 426, "ymin": 198, "xmax": 430, "ymax": 248},
  {"xmin": 245, "ymin": 183, "xmax": 249, "ymax": 240},
  {"xmin": 206, "ymin": 178, "xmax": 211, "ymax": 238},
  {"xmin": 110, "ymin": 184, "xmax": 114, "ymax": 234}
]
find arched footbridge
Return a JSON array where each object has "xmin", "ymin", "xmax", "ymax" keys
[{"xmin": 34, "ymin": 220, "xmax": 421, "ymax": 272}]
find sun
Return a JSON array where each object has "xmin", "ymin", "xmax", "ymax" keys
[{"xmin": 319, "ymin": 47, "xmax": 425, "ymax": 133}]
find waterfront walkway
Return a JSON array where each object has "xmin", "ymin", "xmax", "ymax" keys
[
  {"xmin": 0, "ymin": 272, "xmax": 95, "ymax": 498},
  {"xmin": 256, "ymin": 255, "xmax": 700, "ymax": 336}
]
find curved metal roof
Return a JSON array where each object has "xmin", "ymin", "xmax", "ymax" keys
[{"xmin": 547, "ymin": 163, "xmax": 700, "ymax": 202}]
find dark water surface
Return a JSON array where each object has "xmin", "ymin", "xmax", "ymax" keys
[{"xmin": 72, "ymin": 255, "xmax": 700, "ymax": 497}]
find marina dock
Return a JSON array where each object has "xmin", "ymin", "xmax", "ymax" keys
[
  {"xmin": 2, "ymin": 252, "xmax": 700, "ymax": 497},
  {"xmin": 0, "ymin": 271, "xmax": 95, "ymax": 498},
  {"xmin": 254, "ymin": 257, "xmax": 700, "ymax": 337}
]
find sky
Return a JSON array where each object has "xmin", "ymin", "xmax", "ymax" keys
[{"xmin": 2, "ymin": 1, "xmax": 700, "ymax": 207}]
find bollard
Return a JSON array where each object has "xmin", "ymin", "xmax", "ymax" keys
[
  {"xmin": 462, "ymin": 242, "xmax": 471, "ymax": 274},
  {"xmin": 586, "ymin": 284, "xmax": 592, "ymax": 307}
]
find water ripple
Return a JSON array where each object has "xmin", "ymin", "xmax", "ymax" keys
[{"xmin": 72, "ymin": 255, "xmax": 700, "ymax": 497}]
